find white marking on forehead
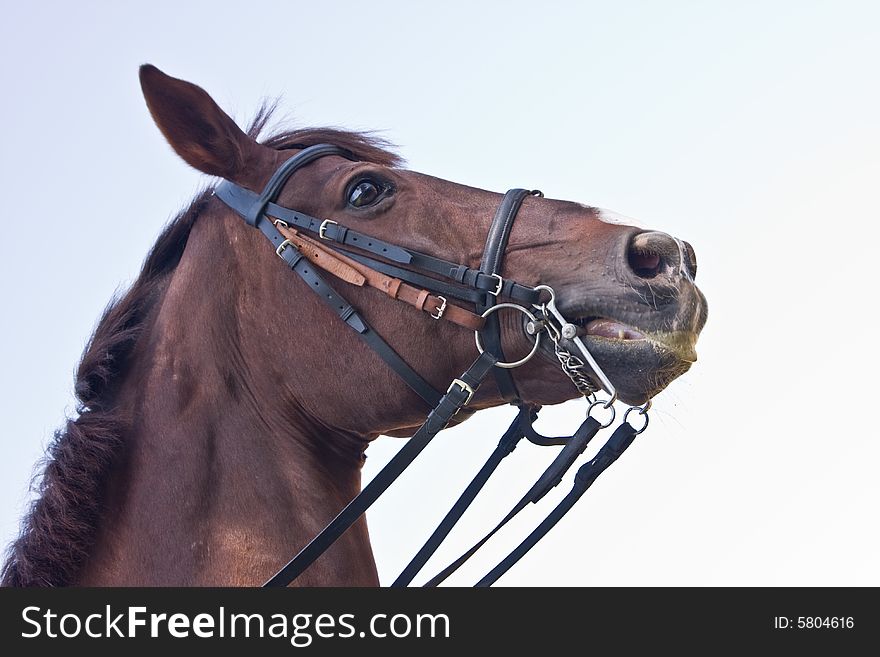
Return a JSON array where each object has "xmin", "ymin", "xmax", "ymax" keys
[{"xmin": 591, "ymin": 206, "xmax": 646, "ymax": 229}]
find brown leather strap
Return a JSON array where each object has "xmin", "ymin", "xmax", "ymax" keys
[
  {"xmin": 276, "ymin": 227, "xmax": 366, "ymax": 286},
  {"xmin": 415, "ymin": 289, "xmax": 431, "ymax": 311},
  {"xmin": 277, "ymin": 225, "xmax": 485, "ymax": 331}
]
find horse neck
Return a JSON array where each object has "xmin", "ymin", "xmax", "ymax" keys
[{"xmin": 78, "ymin": 208, "xmax": 378, "ymax": 585}]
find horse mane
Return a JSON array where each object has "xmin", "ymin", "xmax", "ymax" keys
[{"xmin": 1, "ymin": 105, "xmax": 401, "ymax": 586}]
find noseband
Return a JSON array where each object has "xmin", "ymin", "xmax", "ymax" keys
[{"xmin": 214, "ymin": 144, "xmax": 651, "ymax": 586}]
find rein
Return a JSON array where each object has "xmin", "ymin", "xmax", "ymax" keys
[{"xmin": 214, "ymin": 144, "xmax": 651, "ymax": 587}]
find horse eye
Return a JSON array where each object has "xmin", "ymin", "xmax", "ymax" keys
[{"xmin": 348, "ymin": 180, "xmax": 383, "ymax": 208}]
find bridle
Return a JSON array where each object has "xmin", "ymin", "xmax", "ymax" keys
[{"xmin": 214, "ymin": 144, "xmax": 652, "ymax": 587}]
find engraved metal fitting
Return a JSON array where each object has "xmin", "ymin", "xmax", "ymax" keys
[{"xmin": 561, "ymin": 323, "xmax": 578, "ymax": 339}]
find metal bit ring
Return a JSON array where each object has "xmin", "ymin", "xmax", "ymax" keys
[{"xmin": 474, "ymin": 303, "xmax": 542, "ymax": 369}]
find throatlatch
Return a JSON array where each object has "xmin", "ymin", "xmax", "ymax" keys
[{"xmin": 213, "ymin": 144, "xmax": 652, "ymax": 587}]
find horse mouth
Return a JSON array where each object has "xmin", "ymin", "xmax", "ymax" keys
[
  {"xmin": 538, "ymin": 309, "xmax": 701, "ymax": 405},
  {"xmin": 576, "ymin": 317, "xmax": 648, "ymax": 342},
  {"xmin": 572, "ymin": 316, "xmax": 698, "ymax": 363}
]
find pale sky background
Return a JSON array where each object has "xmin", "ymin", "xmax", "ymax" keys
[{"xmin": 1, "ymin": 1, "xmax": 877, "ymax": 586}]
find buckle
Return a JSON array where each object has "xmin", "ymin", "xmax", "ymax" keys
[
  {"xmin": 275, "ymin": 238, "xmax": 293, "ymax": 258},
  {"xmin": 319, "ymin": 219, "xmax": 337, "ymax": 240},
  {"xmin": 447, "ymin": 378, "xmax": 475, "ymax": 405},
  {"xmin": 430, "ymin": 296, "xmax": 448, "ymax": 320},
  {"xmin": 489, "ymin": 273, "xmax": 503, "ymax": 296}
]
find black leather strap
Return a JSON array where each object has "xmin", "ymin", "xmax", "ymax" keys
[
  {"xmin": 482, "ymin": 189, "xmax": 534, "ymax": 276},
  {"xmin": 477, "ymin": 189, "xmax": 540, "ymax": 403},
  {"xmin": 216, "ymin": 184, "xmax": 414, "ymax": 264},
  {"xmin": 423, "ymin": 415, "xmax": 603, "ymax": 587},
  {"xmin": 475, "ymin": 421, "xmax": 639, "ymax": 586},
  {"xmin": 243, "ymin": 144, "xmax": 354, "ymax": 226},
  {"xmin": 528, "ymin": 416, "xmax": 602, "ymax": 503},
  {"xmin": 409, "ymin": 252, "xmax": 540, "ymax": 306},
  {"xmin": 263, "ymin": 352, "xmax": 498, "ymax": 587},
  {"xmin": 391, "ymin": 405, "xmax": 532, "ymax": 587},
  {"xmin": 521, "ymin": 418, "xmax": 581, "ymax": 446},
  {"xmin": 215, "ymin": 181, "xmax": 540, "ymax": 306}
]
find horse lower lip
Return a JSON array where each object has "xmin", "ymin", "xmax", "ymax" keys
[{"xmin": 584, "ymin": 318, "xmax": 647, "ymax": 340}]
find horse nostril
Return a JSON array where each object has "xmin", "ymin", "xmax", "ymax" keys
[
  {"xmin": 682, "ymin": 240, "xmax": 698, "ymax": 279},
  {"xmin": 627, "ymin": 231, "xmax": 682, "ymax": 280}
]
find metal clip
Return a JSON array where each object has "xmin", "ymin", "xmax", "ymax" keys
[
  {"xmin": 430, "ymin": 296, "xmax": 448, "ymax": 320},
  {"xmin": 447, "ymin": 378, "xmax": 475, "ymax": 405},
  {"xmin": 319, "ymin": 219, "xmax": 337, "ymax": 240}
]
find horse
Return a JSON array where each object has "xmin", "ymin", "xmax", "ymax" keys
[{"xmin": 2, "ymin": 65, "xmax": 707, "ymax": 586}]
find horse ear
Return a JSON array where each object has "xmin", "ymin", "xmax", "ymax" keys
[{"xmin": 139, "ymin": 64, "xmax": 272, "ymax": 183}]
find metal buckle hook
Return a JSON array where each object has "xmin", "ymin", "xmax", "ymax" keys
[
  {"xmin": 319, "ymin": 219, "xmax": 337, "ymax": 240},
  {"xmin": 447, "ymin": 378, "xmax": 475, "ymax": 405},
  {"xmin": 275, "ymin": 239, "xmax": 293, "ymax": 258},
  {"xmin": 489, "ymin": 273, "xmax": 503, "ymax": 297},
  {"xmin": 430, "ymin": 296, "xmax": 448, "ymax": 320}
]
